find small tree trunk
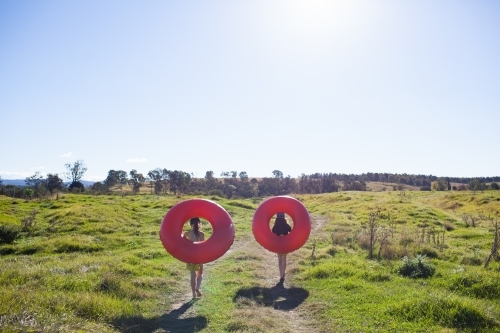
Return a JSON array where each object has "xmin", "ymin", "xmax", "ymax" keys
[{"xmin": 484, "ymin": 220, "xmax": 499, "ymax": 268}]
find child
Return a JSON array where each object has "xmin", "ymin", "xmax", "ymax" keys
[
  {"xmin": 271, "ymin": 212, "xmax": 292, "ymax": 283},
  {"xmin": 183, "ymin": 217, "xmax": 205, "ymax": 298}
]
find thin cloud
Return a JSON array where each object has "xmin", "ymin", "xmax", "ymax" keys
[
  {"xmin": 30, "ymin": 166, "xmax": 46, "ymax": 170},
  {"xmin": 127, "ymin": 158, "xmax": 148, "ymax": 163},
  {"xmin": 0, "ymin": 171, "xmax": 35, "ymax": 179},
  {"xmin": 60, "ymin": 152, "xmax": 72, "ymax": 158}
]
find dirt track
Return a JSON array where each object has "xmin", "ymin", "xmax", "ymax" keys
[{"xmin": 164, "ymin": 215, "xmax": 327, "ymax": 333}]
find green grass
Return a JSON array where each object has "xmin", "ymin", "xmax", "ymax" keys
[{"xmin": 1, "ymin": 190, "xmax": 500, "ymax": 332}]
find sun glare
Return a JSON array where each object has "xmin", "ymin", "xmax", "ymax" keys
[{"xmin": 256, "ymin": 0, "xmax": 371, "ymax": 55}]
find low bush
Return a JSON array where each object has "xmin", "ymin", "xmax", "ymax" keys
[
  {"xmin": 0, "ymin": 225, "xmax": 21, "ymax": 244},
  {"xmin": 416, "ymin": 247, "xmax": 439, "ymax": 259},
  {"xmin": 397, "ymin": 255, "xmax": 435, "ymax": 278},
  {"xmin": 389, "ymin": 293, "xmax": 496, "ymax": 329},
  {"xmin": 460, "ymin": 256, "xmax": 483, "ymax": 266},
  {"xmin": 450, "ymin": 272, "xmax": 500, "ymax": 299},
  {"xmin": 207, "ymin": 189, "xmax": 224, "ymax": 198}
]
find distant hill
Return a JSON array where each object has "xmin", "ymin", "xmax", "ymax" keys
[{"xmin": 1, "ymin": 179, "xmax": 95, "ymax": 187}]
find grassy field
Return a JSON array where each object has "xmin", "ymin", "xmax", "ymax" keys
[{"xmin": 0, "ymin": 190, "xmax": 499, "ymax": 332}]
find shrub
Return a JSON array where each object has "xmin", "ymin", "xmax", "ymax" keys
[
  {"xmin": 0, "ymin": 245, "xmax": 16, "ymax": 255},
  {"xmin": 460, "ymin": 256, "xmax": 483, "ymax": 266},
  {"xmin": 389, "ymin": 293, "xmax": 495, "ymax": 329},
  {"xmin": 0, "ymin": 225, "xmax": 21, "ymax": 244},
  {"xmin": 397, "ymin": 255, "xmax": 436, "ymax": 278},
  {"xmin": 443, "ymin": 222, "xmax": 455, "ymax": 231},
  {"xmin": 420, "ymin": 186, "xmax": 431, "ymax": 191},
  {"xmin": 207, "ymin": 189, "xmax": 224, "ymax": 198},
  {"xmin": 69, "ymin": 181, "xmax": 85, "ymax": 193},
  {"xmin": 417, "ymin": 247, "xmax": 439, "ymax": 259},
  {"xmin": 450, "ymin": 272, "xmax": 500, "ymax": 299}
]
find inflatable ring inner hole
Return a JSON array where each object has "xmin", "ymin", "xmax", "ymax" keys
[
  {"xmin": 181, "ymin": 217, "xmax": 214, "ymax": 241},
  {"xmin": 268, "ymin": 213, "xmax": 295, "ymax": 234}
]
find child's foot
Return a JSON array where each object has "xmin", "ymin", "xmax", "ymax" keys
[
  {"xmin": 196, "ymin": 289, "xmax": 202, "ymax": 297},
  {"xmin": 192, "ymin": 293, "xmax": 197, "ymax": 299},
  {"xmin": 279, "ymin": 277, "xmax": 284, "ymax": 283}
]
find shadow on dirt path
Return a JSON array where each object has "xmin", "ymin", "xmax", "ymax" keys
[
  {"xmin": 234, "ymin": 283, "xmax": 309, "ymax": 310},
  {"xmin": 111, "ymin": 300, "xmax": 207, "ymax": 333}
]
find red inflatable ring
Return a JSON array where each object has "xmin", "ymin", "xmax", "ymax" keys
[
  {"xmin": 159, "ymin": 199, "xmax": 235, "ymax": 264},
  {"xmin": 252, "ymin": 196, "xmax": 311, "ymax": 254}
]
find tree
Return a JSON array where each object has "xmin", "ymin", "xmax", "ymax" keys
[
  {"xmin": 468, "ymin": 179, "xmax": 486, "ymax": 194},
  {"xmin": 25, "ymin": 172, "xmax": 47, "ymax": 197},
  {"xmin": 239, "ymin": 171, "xmax": 249, "ymax": 180},
  {"xmin": 129, "ymin": 170, "xmax": 145, "ymax": 194},
  {"xmin": 65, "ymin": 160, "xmax": 87, "ymax": 186},
  {"xmin": 25, "ymin": 172, "xmax": 44, "ymax": 187},
  {"xmin": 168, "ymin": 170, "xmax": 191, "ymax": 195},
  {"xmin": 104, "ymin": 170, "xmax": 120, "ymax": 187},
  {"xmin": 46, "ymin": 174, "xmax": 64, "ymax": 193},
  {"xmin": 148, "ymin": 168, "xmax": 165, "ymax": 194},
  {"xmin": 90, "ymin": 182, "xmax": 107, "ymax": 193},
  {"xmin": 24, "ymin": 188, "xmax": 34, "ymax": 200},
  {"xmin": 491, "ymin": 182, "xmax": 499, "ymax": 191},
  {"xmin": 431, "ymin": 179, "xmax": 448, "ymax": 191},
  {"xmin": 205, "ymin": 170, "xmax": 218, "ymax": 191},
  {"xmin": 117, "ymin": 170, "xmax": 128, "ymax": 190},
  {"xmin": 272, "ymin": 170, "xmax": 283, "ymax": 178},
  {"xmin": 484, "ymin": 218, "xmax": 499, "ymax": 268}
]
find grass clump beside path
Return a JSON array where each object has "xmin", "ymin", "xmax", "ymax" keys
[{"xmin": 0, "ymin": 190, "xmax": 500, "ymax": 332}]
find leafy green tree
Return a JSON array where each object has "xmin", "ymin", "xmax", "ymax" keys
[
  {"xmin": 236, "ymin": 171, "xmax": 257, "ymax": 197},
  {"xmin": 468, "ymin": 179, "xmax": 486, "ymax": 194},
  {"xmin": 342, "ymin": 179, "xmax": 367, "ymax": 191},
  {"xmin": 24, "ymin": 188, "xmax": 34, "ymax": 200},
  {"xmin": 90, "ymin": 182, "xmax": 107, "ymax": 193},
  {"xmin": 168, "ymin": 170, "xmax": 191, "ymax": 195},
  {"xmin": 46, "ymin": 174, "xmax": 64, "ymax": 193},
  {"xmin": 272, "ymin": 170, "xmax": 283, "ymax": 178},
  {"xmin": 491, "ymin": 182, "xmax": 499, "ymax": 191},
  {"xmin": 65, "ymin": 160, "xmax": 87, "ymax": 190},
  {"xmin": 205, "ymin": 170, "xmax": 218, "ymax": 192},
  {"xmin": 117, "ymin": 170, "xmax": 128, "ymax": 189},
  {"xmin": 104, "ymin": 170, "xmax": 120, "ymax": 187},
  {"xmin": 431, "ymin": 179, "xmax": 448, "ymax": 191},
  {"xmin": 25, "ymin": 172, "xmax": 44, "ymax": 187},
  {"xmin": 129, "ymin": 170, "xmax": 145, "ymax": 194},
  {"xmin": 148, "ymin": 168, "xmax": 165, "ymax": 194},
  {"xmin": 25, "ymin": 172, "xmax": 47, "ymax": 197}
]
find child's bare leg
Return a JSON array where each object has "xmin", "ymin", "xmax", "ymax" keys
[
  {"xmin": 278, "ymin": 254, "xmax": 284, "ymax": 280},
  {"xmin": 281, "ymin": 253, "xmax": 286, "ymax": 279},
  {"xmin": 196, "ymin": 265, "xmax": 203, "ymax": 297},
  {"xmin": 190, "ymin": 271, "xmax": 197, "ymax": 298},
  {"xmin": 281, "ymin": 254, "xmax": 287, "ymax": 279}
]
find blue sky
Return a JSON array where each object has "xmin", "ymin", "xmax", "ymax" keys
[{"xmin": 1, "ymin": 0, "xmax": 499, "ymax": 181}]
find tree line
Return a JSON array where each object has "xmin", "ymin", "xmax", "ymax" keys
[{"xmin": 0, "ymin": 160, "xmax": 499, "ymax": 199}]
